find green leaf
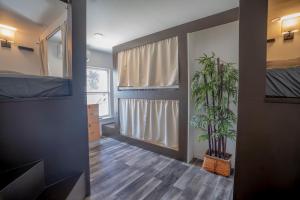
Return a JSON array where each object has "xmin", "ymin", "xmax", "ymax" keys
[{"xmin": 191, "ymin": 52, "xmax": 239, "ymax": 145}]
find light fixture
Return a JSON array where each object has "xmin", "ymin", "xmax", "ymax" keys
[
  {"xmin": 282, "ymin": 16, "xmax": 300, "ymax": 40},
  {"xmin": 272, "ymin": 13, "xmax": 300, "ymax": 23},
  {"xmin": 272, "ymin": 13, "xmax": 300, "ymax": 41},
  {"xmin": 271, "ymin": 17, "xmax": 281, "ymax": 23},
  {"xmin": 93, "ymin": 33, "xmax": 104, "ymax": 40},
  {"xmin": 282, "ymin": 17, "xmax": 300, "ymax": 33},
  {"xmin": 0, "ymin": 24, "xmax": 17, "ymax": 48},
  {"xmin": 281, "ymin": 13, "xmax": 300, "ymax": 21}
]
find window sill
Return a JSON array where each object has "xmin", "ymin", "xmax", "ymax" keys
[{"xmin": 99, "ymin": 116, "xmax": 115, "ymax": 124}]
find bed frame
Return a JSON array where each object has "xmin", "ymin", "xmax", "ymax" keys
[{"xmin": 267, "ymin": 57, "xmax": 300, "ymax": 69}]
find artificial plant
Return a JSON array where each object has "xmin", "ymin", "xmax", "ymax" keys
[{"xmin": 191, "ymin": 53, "xmax": 238, "ymax": 159}]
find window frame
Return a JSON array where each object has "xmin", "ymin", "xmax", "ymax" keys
[{"xmin": 86, "ymin": 66, "xmax": 112, "ymax": 118}]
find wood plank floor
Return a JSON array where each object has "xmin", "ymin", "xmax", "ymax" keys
[{"xmin": 87, "ymin": 137, "xmax": 233, "ymax": 200}]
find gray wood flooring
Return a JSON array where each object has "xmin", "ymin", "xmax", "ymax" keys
[{"xmin": 87, "ymin": 137, "xmax": 233, "ymax": 200}]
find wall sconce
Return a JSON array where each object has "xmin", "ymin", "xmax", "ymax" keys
[
  {"xmin": 0, "ymin": 24, "xmax": 17, "ymax": 48},
  {"xmin": 280, "ymin": 13, "xmax": 300, "ymax": 41}
]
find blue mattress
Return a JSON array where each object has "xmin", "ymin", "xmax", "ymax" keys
[
  {"xmin": 0, "ymin": 74, "xmax": 71, "ymax": 100},
  {"xmin": 266, "ymin": 66, "xmax": 300, "ymax": 98}
]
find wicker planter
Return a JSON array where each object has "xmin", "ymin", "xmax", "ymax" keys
[{"xmin": 202, "ymin": 151, "xmax": 232, "ymax": 177}]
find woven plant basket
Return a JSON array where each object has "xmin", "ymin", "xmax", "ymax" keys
[{"xmin": 202, "ymin": 151, "xmax": 231, "ymax": 177}]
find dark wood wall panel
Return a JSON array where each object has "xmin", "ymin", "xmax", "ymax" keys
[
  {"xmin": 0, "ymin": 0, "xmax": 90, "ymax": 196},
  {"xmin": 234, "ymin": 0, "xmax": 300, "ymax": 199},
  {"xmin": 177, "ymin": 33, "xmax": 189, "ymax": 160},
  {"xmin": 112, "ymin": 8, "xmax": 239, "ymax": 162}
]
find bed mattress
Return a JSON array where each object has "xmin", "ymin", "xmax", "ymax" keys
[
  {"xmin": 0, "ymin": 74, "xmax": 71, "ymax": 100},
  {"xmin": 266, "ymin": 66, "xmax": 300, "ymax": 97}
]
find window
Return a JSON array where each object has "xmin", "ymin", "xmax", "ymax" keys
[{"xmin": 86, "ymin": 66, "xmax": 111, "ymax": 118}]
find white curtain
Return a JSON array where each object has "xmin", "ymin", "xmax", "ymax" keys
[
  {"xmin": 117, "ymin": 37, "xmax": 179, "ymax": 88},
  {"xmin": 39, "ymin": 39, "xmax": 48, "ymax": 76},
  {"xmin": 39, "ymin": 4, "xmax": 72, "ymax": 78},
  {"xmin": 119, "ymin": 99, "xmax": 179, "ymax": 150},
  {"xmin": 61, "ymin": 4, "xmax": 72, "ymax": 78}
]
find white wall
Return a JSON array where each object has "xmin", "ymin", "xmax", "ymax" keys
[
  {"xmin": 0, "ymin": 9, "xmax": 43, "ymax": 75},
  {"xmin": 87, "ymin": 49, "xmax": 113, "ymax": 68},
  {"xmin": 187, "ymin": 21, "xmax": 239, "ymax": 167}
]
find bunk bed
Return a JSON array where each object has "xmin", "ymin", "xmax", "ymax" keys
[{"xmin": 116, "ymin": 36, "xmax": 180, "ymax": 150}]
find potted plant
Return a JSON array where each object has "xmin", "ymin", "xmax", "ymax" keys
[{"xmin": 191, "ymin": 53, "xmax": 238, "ymax": 177}]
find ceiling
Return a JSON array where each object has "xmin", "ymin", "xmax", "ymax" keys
[
  {"xmin": 0, "ymin": 0, "xmax": 66, "ymax": 27},
  {"xmin": 87, "ymin": 0, "xmax": 239, "ymax": 52},
  {"xmin": 1, "ymin": 0, "xmax": 239, "ymax": 52}
]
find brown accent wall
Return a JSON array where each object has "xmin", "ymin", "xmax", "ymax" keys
[{"xmin": 234, "ymin": 0, "xmax": 300, "ymax": 199}]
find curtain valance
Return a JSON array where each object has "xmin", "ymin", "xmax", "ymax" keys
[{"xmin": 117, "ymin": 37, "xmax": 179, "ymax": 88}]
